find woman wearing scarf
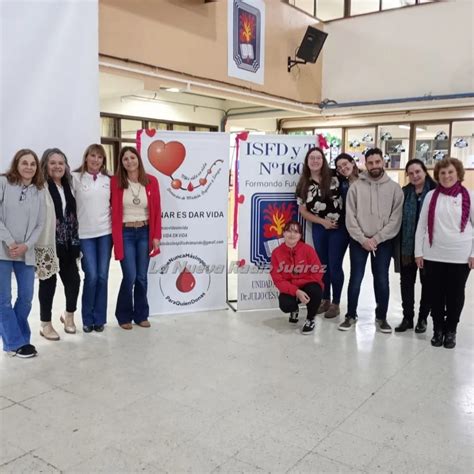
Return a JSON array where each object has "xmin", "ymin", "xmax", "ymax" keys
[
  {"xmin": 38, "ymin": 149, "xmax": 81, "ymax": 338},
  {"xmin": 395, "ymin": 159, "xmax": 436, "ymax": 334},
  {"xmin": 415, "ymin": 157, "xmax": 473, "ymax": 349}
]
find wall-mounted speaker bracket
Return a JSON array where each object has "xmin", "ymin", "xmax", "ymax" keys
[{"xmin": 287, "ymin": 56, "xmax": 307, "ymax": 72}]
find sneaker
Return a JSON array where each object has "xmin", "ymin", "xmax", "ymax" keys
[
  {"xmin": 324, "ymin": 303, "xmax": 340, "ymax": 319},
  {"xmin": 93, "ymin": 325, "xmax": 105, "ymax": 332},
  {"xmin": 14, "ymin": 344, "xmax": 37, "ymax": 358},
  {"xmin": 415, "ymin": 318, "xmax": 427, "ymax": 334},
  {"xmin": 301, "ymin": 319, "xmax": 315, "ymax": 335},
  {"xmin": 289, "ymin": 311, "xmax": 299, "ymax": 323},
  {"xmin": 338, "ymin": 317, "xmax": 357, "ymax": 331},
  {"xmin": 83, "ymin": 325, "xmax": 94, "ymax": 333},
  {"xmin": 395, "ymin": 318, "xmax": 414, "ymax": 333},
  {"xmin": 317, "ymin": 299, "xmax": 330, "ymax": 315},
  {"xmin": 376, "ymin": 319, "xmax": 392, "ymax": 334}
]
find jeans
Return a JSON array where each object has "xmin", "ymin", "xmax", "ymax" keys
[
  {"xmin": 312, "ymin": 223, "xmax": 350, "ymax": 304},
  {"xmin": 39, "ymin": 253, "xmax": 80, "ymax": 322},
  {"xmin": 346, "ymin": 238, "xmax": 393, "ymax": 321},
  {"xmin": 400, "ymin": 261, "xmax": 430, "ymax": 322},
  {"xmin": 278, "ymin": 282, "xmax": 322, "ymax": 320},
  {"xmin": 423, "ymin": 260, "xmax": 470, "ymax": 333},
  {"xmin": 80, "ymin": 234, "xmax": 112, "ymax": 326},
  {"xmin": 116, "ymin": 226, "xmax": 150, "ymax": 325},
  {"xmin": 0, "ymin": 260, "xmax": 35, "ymax": 352}
]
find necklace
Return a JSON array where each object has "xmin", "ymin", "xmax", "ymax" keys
[{"xmin": 128, "ymin": 180, "xmax": 141, "ymax": 205}]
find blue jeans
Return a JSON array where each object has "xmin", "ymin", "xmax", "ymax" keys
[
  {"xmin": 312, "ymin": 223, "xmax": 350, "ymax": 304},
  {"xmin": 346, "ymin": 238, "xmax": 393, "ymax": 320},
  {"xmin": 80, "ymin": 234, "xmax": 112, "ymax": 326},
  {"xmin": 116, "ymin": 226, "xmax": 150, "ymax": 324},
  {"xmin": 0, "ymin": 260, "xmax": 35, "ymax": 352}
]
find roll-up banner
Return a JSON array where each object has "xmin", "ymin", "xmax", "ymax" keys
[
  {"xmin": 236, "ymin": 135, "xmax": 317, "ymax": 310},
  {"xmin": 137, "ymin": 130, "xmax": 230, "ymax": 315}
]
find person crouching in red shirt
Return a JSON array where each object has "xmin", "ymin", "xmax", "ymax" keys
[{"xmin": 270, "ymin": 220, "xmax": 324, "ymax": 335}]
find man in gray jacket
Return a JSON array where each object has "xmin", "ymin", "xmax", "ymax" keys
[{"xmin": 339, "ymin": 148, "xmax": 404, "ymax": 333}]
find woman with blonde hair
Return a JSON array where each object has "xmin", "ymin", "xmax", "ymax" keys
[
  {"xmin": 72, "ymin": 144, "xmax": 112, "ymax": 332},
  {"xmin": 0, "ymin": 149, "xmax": 45, "ymax": 358}
]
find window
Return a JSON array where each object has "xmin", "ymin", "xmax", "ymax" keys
[
  {"xmin": 287, "ymin": 0, "xmax": 437, "ymax": 21},
  {"xmin": 377, "ymin": 124, "xmax": 410, "ymax": 169},
  {"xmin": 316, "ymin": 0, "xmax": 344, "ymax": 20},
  {"xmin": 315, "ymin": 128, "xmax": 343, "ymax": 167},
  {"xmin": 121, "ymin": 119, "xmax": 142, "ymax": 140},
  {"xmin": 345, "ymin": 127, "xmax": 376, "ymax": 167},
  {"xmin": 451, "ymin": 121, "xmax": 474, "ymax": 169},
  {"xmin": 148, "ymin": 121, "xmax": 168, "ymax": 131},
  {"xmin": 351, "ymin": 0, "xmax": 379, "ymax": 16},
  {"xmin": 414, "ymin": 123, "xmax": 450, "ymax": 167}
]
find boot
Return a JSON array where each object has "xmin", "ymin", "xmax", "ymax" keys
[
  {"xmin": 395, "ymin": 318, "xmax": 414, "ymax": 332},
  {"xmin": 39, "ymin": 322, "xmax": 60, "ymax": 341},
  {"xmin": 414, "ymin": 318, "xmax": 427, "ymax": 334},
  {"xmin": 430, "ymin": 330, "xmax": 444, "ymax": 347},
  {"xmin": 60, "ymin": 311, "xmax": 76, "ymax": 334},
  {"xmin": 443, "ymin": 332, "xmax": 456, "ymax": 349},
  {"xmin": 324, "ymin": 303, "xmax": 340, "ymax": 319},
  {"xmin": 317, "ymin": 299, "xmax": 330, "ymax": 315}
]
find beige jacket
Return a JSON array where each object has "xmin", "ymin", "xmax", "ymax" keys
[
  {"xmin": 345, "ymin": 171, "xmax": 404, "ymax": 245},
  {"xmin": 35, "ymin": 191, "xmax": 59, "ymax": 279}
]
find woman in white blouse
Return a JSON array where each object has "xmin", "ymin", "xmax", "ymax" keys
[
  {"xmin": 415, "ymin": 157, "xmax": 473, "ymax": 349},
  {"xmin": 72, "ymin": 144, "xmax": 112, "ymax": 333}
]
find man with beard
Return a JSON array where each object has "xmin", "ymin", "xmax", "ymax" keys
[{"xmin": 339, "ymin": 148, "xmax": 404, "ymax": 333}]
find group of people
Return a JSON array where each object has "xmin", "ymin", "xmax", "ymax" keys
[
  {"xmin": 271, "ymin": 147, "xmax": 473, "ymax": 349},
  {"xmin": 1, "ymin": 143, "xmax": 472, "ymax": 358},
  {"xmin": 0, "ymin": 145, "xmax": 161, "ymax": 358}
]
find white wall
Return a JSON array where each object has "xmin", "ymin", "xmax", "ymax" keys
[
  {"xmin": 322, "ymin": 0, "xmax": 474, "ymax": 103},
  {"xmin": 0, "ymin": 0, "xmax": 100, "ymax": 169}
]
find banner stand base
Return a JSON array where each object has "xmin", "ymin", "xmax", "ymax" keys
[{"xmin": 227, "ymin": 299, "xmax": 238, "ymax": 312}]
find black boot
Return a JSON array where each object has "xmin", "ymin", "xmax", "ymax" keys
[
  {"xmin": 431, "ymin": 330, "xmax": 444, "ymax": 347},
  {"xmin": 395, "ymin": 318, "xmax": 414, "ymax": 332},
  {"xmin": 415, "ymin": 318, "xmax": 427, "ymax": 334},
  {"xmin": 443, "ymin": 332, "xmax": 456, "ymax": 349}
]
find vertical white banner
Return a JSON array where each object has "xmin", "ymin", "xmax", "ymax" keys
[
  {"xmin": 138, "ymin": 130, "xmax": 229, "ymax": 315},
  {"xmin": 237, "ymin": 135, "xmax": 317, "ymax": 310},
  {"xmin": 227, "ymin": 0, "xmax": 265, "ymax": 85},
  {"xmin": 0, "ymin": 0, "xmax": 100, "ymax": 169}
]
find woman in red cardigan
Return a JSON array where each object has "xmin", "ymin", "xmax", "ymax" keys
[
  {"xmin": 270, "ymin": 220, "xmax": 324, "ymax": 335},
  {"xmin": 111, "ymin": 146, "xmax": 161, "ymax": 330}
]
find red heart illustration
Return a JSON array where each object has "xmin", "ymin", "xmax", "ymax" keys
[
  {"xmin": 148, "ymin": 140, "xmax": 186, "ymax": 177},
  {"xmin": 145, "ymin": 129, "xmax": 156, "ymax": 137},
  {"xmin": 237, "ymin": 194, "xmax": 245, "ymax": 204}
]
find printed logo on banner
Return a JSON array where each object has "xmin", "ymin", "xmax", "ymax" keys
[
  {"xmin": 233, "ymin": 0, "xmax": 261, "ymax": 73},
  {"xmin": 147, "ymin": 138, "xmax": 224, "ymax": 200},
  {"xmin": 156, "ymin": 253, "xmax": 216, "ymax": 307},
  {"xmin": 250, "ymin": 193, "xmax": 305, "ymax": 267}
]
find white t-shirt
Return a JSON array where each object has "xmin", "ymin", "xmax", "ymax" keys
[
  {"xmin": 415, "ymin": 190, "xmax": 474, "ymax": 264},
  {"xmin": 72, "ymin": 172, "xmax": 112, "ymax": 239}
]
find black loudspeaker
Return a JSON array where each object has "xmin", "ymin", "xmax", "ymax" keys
[{"xmin": 296, "ymin": 26, "xmax": 328, "ymax": 63}]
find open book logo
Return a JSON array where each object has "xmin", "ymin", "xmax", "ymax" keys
[
  {"xmin": 232, "ymin": 1, "xmax": 261, "ymax": 73},
  {"xmin": 250, "ymin": 193, "xmax": 305, "ymax": 267}
]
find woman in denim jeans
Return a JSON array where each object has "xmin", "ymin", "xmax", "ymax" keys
[
  {"xmin": 111, "ymin": 146, "xmax": 161, "ymax": 330},
  {"xmin": 72, "ymin": 144, "xmax": 112, "ymax": 333},
  {"xmin": 0, "ymin": 149, "xmax": 45, "ymax": 358}
]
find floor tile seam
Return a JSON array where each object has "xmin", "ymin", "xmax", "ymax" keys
[
  {"xmin": 0, "ymin": 449, "xmax": 34, "ymax": 468},
  {"xmin": 284, "ymin": 448, "xmax": 364, "ymax": 474}
]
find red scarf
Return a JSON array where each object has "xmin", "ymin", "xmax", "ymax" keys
[{"xmin": 428, "ymin": 181, "xmax": 471, "ymax": 246}]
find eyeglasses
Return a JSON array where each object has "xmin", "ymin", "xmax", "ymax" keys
[{"xmin": 19, "ymin": 185, "xmax": 28, "ymax": 202}]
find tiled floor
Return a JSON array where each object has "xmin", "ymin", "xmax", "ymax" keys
[{"xmin": 1, "ymin": 259, "xmax": 473, "ymax": 473}]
